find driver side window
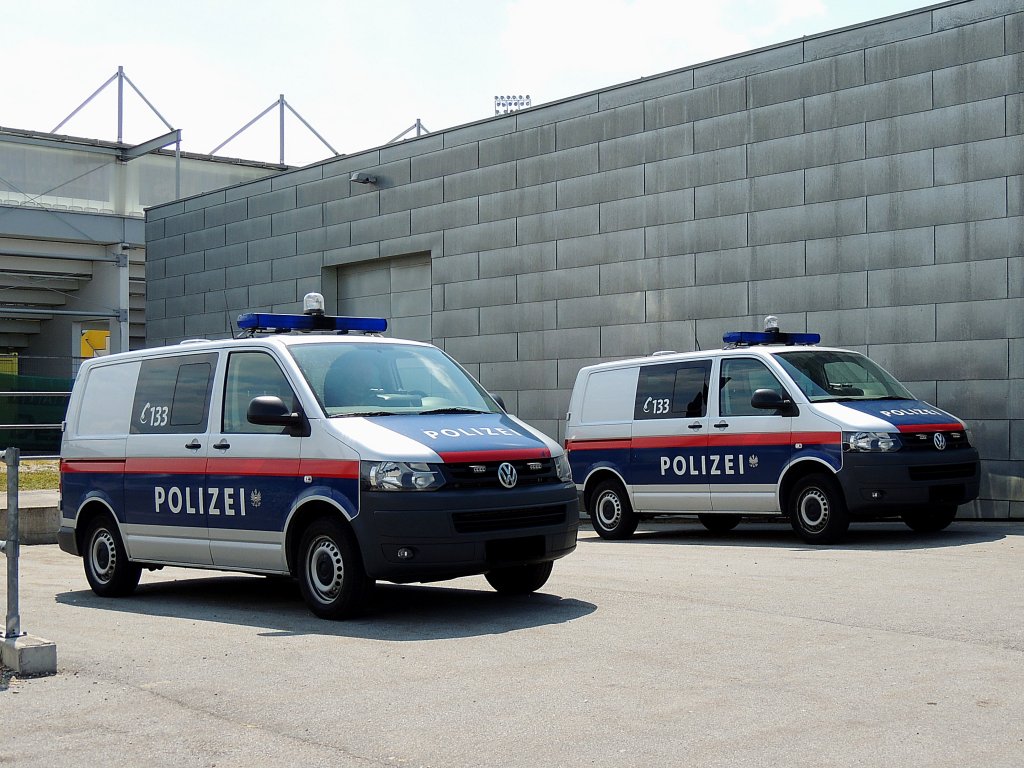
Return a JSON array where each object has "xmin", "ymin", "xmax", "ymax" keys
[
  {"xmin": 223, "ymin": 352, "xmax": 298, "ymax": 434},
  {"xmin": 719, "ymin": 358, "xmax": 786, "ymax": 417}
]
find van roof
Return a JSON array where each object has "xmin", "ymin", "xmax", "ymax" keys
[
  {"xmin": 579, "ymin": 343, "xmax": 854, "ymax": 374},
  {"xmin": 84, "ymin": 332, "xmax": 433, "ymax": 365}
]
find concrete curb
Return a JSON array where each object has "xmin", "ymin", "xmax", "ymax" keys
[
  {"xmin": 1, "ymin": 490, "xmax": 60, "ymax": 545},
  {"xmin": 1, "ymin": 634, "xmax": 57, "ymax": 675}
]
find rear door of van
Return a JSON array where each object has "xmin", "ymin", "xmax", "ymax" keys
[{"xmin": 123, "ymin": 351, "xmax": 217, "ymax": 565}]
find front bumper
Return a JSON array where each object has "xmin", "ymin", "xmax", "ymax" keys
[
  {"xmin": 351, "ymin": 482, "xmax": 580, "ymax": 583},
  {"xmin": 837, "ymin": 448, "xmax": 980, "ymax": 516}
]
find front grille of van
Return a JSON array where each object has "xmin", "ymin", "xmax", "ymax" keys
[
  {"xmin": 443, "ymin": 459, "xmax": 559, "ymax": 489},
  {"xmin": 900, "ymin": 431, "xmax": 971, "ymax": 451},
  {"xmin": 908, "ymin": 463, "xmax": 977, "ymax": 482},
  {"xmin": 452, "ymin": 504, "xmax": 568, "ymax": 533}
]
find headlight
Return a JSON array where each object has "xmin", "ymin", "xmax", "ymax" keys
[
  {"xmin": 843, "ymin": 431, "xmax": 902, "ymax": 452},
  {"xmin": 361, "ymin": 461, "xmax": 445, "ymax": 491},
  {"xmin": 554, "ymin": 453, "xmax": 573, "ymax": 483}
]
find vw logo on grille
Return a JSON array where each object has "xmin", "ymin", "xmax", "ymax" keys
[
  {"xmin": 497, "ymin": 462, "xmax": 518, "ymax": 489},
  {"xmin": 933, "ymin": 432, "xmax": 947, "ymax": 451}
]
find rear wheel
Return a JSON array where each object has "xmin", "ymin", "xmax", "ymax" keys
[
  {"xmin": 297, "ymin": 517, "xmax": 373, "ymax": 619},
  {"xmin": 83, "ymin": 514, "xmax": 141, "ymax": 597},
  {"xmin": 902, "ymin": 505, "xmax": 958, "ymax": 533},
  {"xmin": 485, "ymin": 561, "xmax": 553, "ymax": 594},
  {"xmin": 588, "ymin": 479, "xmax": 638, "ymax": 540},
  {"xmin": 697, "ymin": 513, "xmax": 741, "ymax": 533},
  {"xmin": 788, "ymin": 474, "xmax": 849, "ymax": 544}
]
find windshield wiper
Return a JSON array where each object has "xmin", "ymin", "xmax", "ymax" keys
[
  {"xmin": 822, "ymin": 395, "xmax": 914, "ymax": 403},
  {"xmin": 331, "ymin": 411, "xmax": 397, "ymax": 418},
  {"xmin": 418, "ymin": 407, "xmax": 489, "ymax": 415}
]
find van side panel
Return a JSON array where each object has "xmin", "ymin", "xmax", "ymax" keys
[{"xmin": 60, "ymin": 360, "xmax": 140, "ymax": 552}]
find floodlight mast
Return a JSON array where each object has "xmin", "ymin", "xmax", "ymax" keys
[{"xmin": 494, "ymin": 94, "xmax": 532, "ymax": 115}]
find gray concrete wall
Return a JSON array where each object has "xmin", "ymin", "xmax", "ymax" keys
[{"xmin": 146, "ymin": 0, "xmax": 1024, "ymax": 519}]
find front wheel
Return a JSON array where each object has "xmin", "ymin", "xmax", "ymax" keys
[
  {"xmin": 698, "ymin": 513, "xmax": 741, "ymax": 533},
  {"xmin": 789, "ymin": 474, "xmax": 849, "ymax": 544},
  {"xmin": 588, "ymin": 479, "xmax": 638, "ymax": 540},
  {"xmin": 83, "ymin": 514, "xmax": 141, "ymax": 597},
  {"xmin": 485, "ymin": 561, "xmax": 553, "ymax": 594},
  {"xmin": 902, "ymin": 505, "xmax": 958, "ymax": 533},
  {"xmin": 297, "ymin": 518, "xmax": 373, "ymax": 619}
]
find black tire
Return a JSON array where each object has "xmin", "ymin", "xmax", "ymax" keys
[
  {"xmin": 788, "ymin": 473, "xmax": 849, "ymax": 544},
  {"xmin": 902, "ymin": 504, "xmax": 958, "ymax": 533},
  {"xmin": 297, "ymin": 517, "xmax": 373, "ymax": 619},
  {"xmin": 698, "ymin": 513, "xmax": 741, "ymax": 533},
  {"xmin": 83, "ymin": 514, "xmax": 142, "ymax": 597},
  {"xmin": 485, "ymin": 561, "xmax": 553, "ymax": 594},
  {"xmin": 588, "ymin": 479, "xmax": 638, "ymax": 540}
]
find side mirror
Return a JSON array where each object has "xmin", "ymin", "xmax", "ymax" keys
[
  {"xmin": 492, "ymin": 394, "xmax": 507, "ymax": 413},
  {"xmin": 247, "ymin": 396, "xmax": 309, "ymax": 435},
  {"xmin": 751, "ymin": 388, "xmax": 799, "ymax": 417}
]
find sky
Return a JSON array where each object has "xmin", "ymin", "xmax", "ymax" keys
[{"xmin": 4, "ymin": 0, "xmax": 933, "ymax": 168}]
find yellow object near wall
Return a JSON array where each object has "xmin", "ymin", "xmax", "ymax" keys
[{"xmin": 80, "ymin": 330, "xmax": 110, "ymax": 358}]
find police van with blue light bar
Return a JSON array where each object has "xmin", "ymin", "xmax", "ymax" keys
[
  {"xmin": 565, "ymin": 317, "xmax": 980, "ymax": 543},
  {"xmin": 58, "ymin": 293, "xmax": 578, "ymax": 619}
]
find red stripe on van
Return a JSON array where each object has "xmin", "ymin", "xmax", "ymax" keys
[
  {"xmin": 896, "ymin": 423, "xmax": 961, "ymax": 433},
  {"xmin": 567, "ymin": 432, "xmax": 842, "ymax": 451},
  {"xmin": 124, "ymin": 457, "xmax": 207, "ymax": 474},
  {"xmin": 631, "ymin": 436, "xmax": 706, "ymax": 449},
  {"xmin": 106, "ymin": 457, "xmax": 359, "ymax": 479},
  {"xmin": 205, "ymin": 458, "xmax": 359, "ymax": 479},
  {"xmin": 707, "ymin": 432, "xmax": 841, "ymax": 447},
  {"xmin": 438, "ymin": 448, "xmax": 551, "ymax": 463},
  {"xmin": 564, "ymin": 439, "xmax": 631, "ymax": 451},
  {"xmin": 792, "ymin": 431, "xmax": 843, "ymax": 445},
  {"xmin": 298, "ymin": 459, "xmax": 360, "ymax": 479},
  {"xmin": 61, "ymin": 459, "xmax": 127, "ymax": 473}
]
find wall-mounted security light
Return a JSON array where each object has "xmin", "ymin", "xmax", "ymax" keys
[{"xmin": 350, "ymin": 172, "xmax": 377, "ymax": 185}]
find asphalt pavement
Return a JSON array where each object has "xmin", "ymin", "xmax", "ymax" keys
[{"xmin": 2, "ymin": 520, "xmax": 1023, "ymax": 767}]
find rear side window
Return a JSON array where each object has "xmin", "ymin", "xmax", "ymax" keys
[
  {"xmin": 130, "ymin": 353, "xmax": 217, "ymax": 434},
  {"xmin": 75, "ymin": 361, "xmax": 141, "ymax": 436},
  {"xmin": 579, "ymin": 368, "xmax": 639, "ymax": 424},
  {"xmin": 634, "ymin": 360, "xmax": 711, "ymax": 419}
]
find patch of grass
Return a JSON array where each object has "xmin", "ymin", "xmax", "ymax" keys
[{"xmin": 0, "ymin": 460, "xmax": 59, "ymax": 491}]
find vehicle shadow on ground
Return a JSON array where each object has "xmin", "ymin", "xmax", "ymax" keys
[
  {"xmin": 54, "ymin": 576, "xmax": 596, "ymax": 640},
  {"xmin": 579, "ymin": 520, "xmax": 1012, "ymax": 551}
]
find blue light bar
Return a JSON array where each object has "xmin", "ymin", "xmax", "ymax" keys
[
  {"xmin": 237, "ymin": 313, "xmax": 387, "ymax": 333},
  {"xmin": 723, "ymin": 331, "xmax": 820, "ymax": 346}
]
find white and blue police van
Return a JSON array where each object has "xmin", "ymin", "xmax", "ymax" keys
[
  {"xmin": 59, "ymin": 294, "xmax": 578, "ymax": 619},
  {"xmin": 565, "ymin": 317, "xmax": 980, "ymax": 544}
]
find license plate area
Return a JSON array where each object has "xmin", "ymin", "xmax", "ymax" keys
[{"xmin": 486, "ymin": 535, "xmax": 544, "ymax": 564}]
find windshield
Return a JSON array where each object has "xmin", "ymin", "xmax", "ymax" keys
[
  {"xmin": 288, "ymin": 342, "xmax": 500, "ymax": 417},
  {"xmin": 773, "ymin": 350, "xmax": 914, "ymax": 402}
]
